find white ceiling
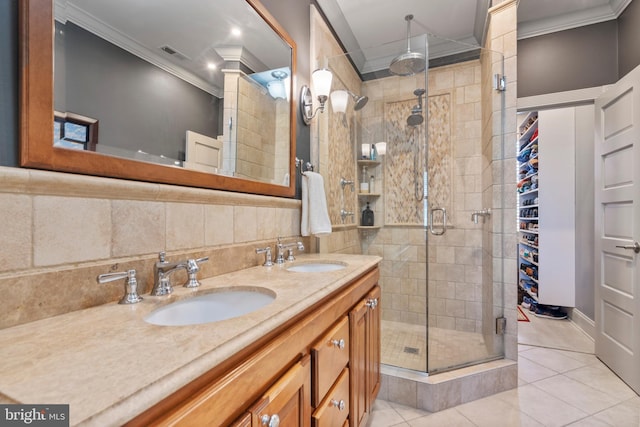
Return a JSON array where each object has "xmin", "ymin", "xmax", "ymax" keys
[
  {"xmin": 55, "ymin": 0, "xmax": 634, "ymax": 92},
  {"xmin": 317, "ymin": 0, "xmax": 633, "ymax": 74}
]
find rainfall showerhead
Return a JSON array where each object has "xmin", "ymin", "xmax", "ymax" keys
[
  {"xmin": 407, "ymin": 88, "xmax": 426, "ymax": 126},
  {"xmin": 389, "ymin": 15, "xmax": 426, "ymax": 77},
  {"xmin": 348, "ymin": 91, "xmax": 369, "ymax": 111}
]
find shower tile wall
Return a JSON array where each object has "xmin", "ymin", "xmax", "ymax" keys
[
  {"xmin": 236, "ymin": 76, "xmax": 277, "ymax": 182},
  {"xmin": 311, "ymin": 6, "xmax": 362, "ymax": 254},
  {"xmin": 361, "ymin": 60, "xmax": 485, "ymax": 333}
]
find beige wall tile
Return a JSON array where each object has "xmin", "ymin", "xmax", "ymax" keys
[
  {"xmin": 234, "ymin": 206, "xmax": 257, "ymax": 243},
  {"xmin": 166, "ymin": 202, "xmax": 205, "ymax": 250},
  {"xmin": 34, "ymin": 196, "xmax": 111, "ymax": 266},
  {"xmin": 112, "ymin": 200, "xmax": 165, "ymax": 257},
  {"xmin": 204, "ymin": 205, "xmax": 234, "ymax": 246},
  {"xmin": 0, "ymin": 194, "xmax": 32, "ymax": 271}
]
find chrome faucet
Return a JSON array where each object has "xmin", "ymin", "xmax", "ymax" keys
[
  {"xmin": 184, "ymin": 257, "xmax": 209, "ymax": 288},
  {"xmin": 256, "ymin": 246, "xmax": 274, "ymax": 266},
  {"xmin": 276, "ymin": 237, "xmax": 305, "ymax": 264},
  {"xmin": 150, "ymin": 252, "xmax": 208, "ymax": 296},
  {"xmin": 97, "ymin": 269, "xmax": 143, "ymax": 304}
]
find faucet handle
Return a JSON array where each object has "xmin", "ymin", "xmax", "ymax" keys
[
  {"xmin": 97, "ymin": 269, "xmax": 143, "ymax": 305},
  {"xmin": 286, "ymin": 242, "xmax": 305, "ymax": 261},
  {"xmin": 183, "ymin": 257, "xmax": 209, "ymax": 288},
  {"xmin": 158, "ymin": 251, "xmax": 167, "ymax": 263},
  {"xmin": 256, "ymin": 246, "xmax": 274, "ymax": 267}
]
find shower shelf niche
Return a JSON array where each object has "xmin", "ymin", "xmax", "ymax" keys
[{"xmin": 357, "ymin": 159, "xmax": 382, "ymax": 230}]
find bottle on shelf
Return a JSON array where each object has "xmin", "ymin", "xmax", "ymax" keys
[
  {"xmin": 369, "ymin": 175, "xmax": 375, "ymax": 193},
  {"xmin": 361, "ymin": 202, "xmax": 374, "ymax": 226},
  {"xmin": 360, "ymin": 166, "xmax": 369, "ymax": 193}
]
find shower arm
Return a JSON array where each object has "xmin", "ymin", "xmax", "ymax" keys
[{"xmin": 405, "ymin": 15, "xmax": 412, "ymax": 53}]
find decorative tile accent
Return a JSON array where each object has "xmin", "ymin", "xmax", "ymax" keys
[{"xmin": 383, "ymin": 94, "xmax": 451, "ymax": 225}]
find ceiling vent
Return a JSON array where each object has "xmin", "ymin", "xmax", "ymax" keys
[{"xmin": 159, "ymin": 45, "xmax": 189, "ymax": 61}]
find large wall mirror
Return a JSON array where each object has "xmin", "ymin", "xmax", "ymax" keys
[{"xmin": 20, "ymin": 0, "xmax": 297, "ymax": 197}]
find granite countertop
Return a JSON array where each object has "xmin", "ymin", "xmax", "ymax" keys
[{"xmin": 0, "ymin": 253, "xmax": 381, "ymax": 426}]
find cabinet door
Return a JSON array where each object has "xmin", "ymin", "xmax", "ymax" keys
[
  {"xmin": 349, "ymin": 299, "xmax": 368, "ymax": 427},
  {"xmin": 367, "ymin": 286, "xmax": 381, "ymax": 401},
  {"xmin": 249, "ymin": 355, "xmax": 311, "ymax": 427},
  {"xmin": 348, "ymin": 286, "xmax": 381, "ymax": 427}
]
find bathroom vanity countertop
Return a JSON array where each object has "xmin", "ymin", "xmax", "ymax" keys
[{"xmin": 0, "ymin": 253, "xmax": 381, "ymax": 426}]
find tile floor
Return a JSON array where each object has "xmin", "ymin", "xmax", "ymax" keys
[
  {"xmin": 369, "ymin": 313, "xmax": 640, "ymax": 426},
  {"xmin": 382, "ymin": 320, "xmax": 494, "ymax": 372}
]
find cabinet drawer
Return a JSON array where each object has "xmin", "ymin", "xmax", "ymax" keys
[
  {"xmin": 312, "ymin": 368, "xmax": 350, "ymax": 427},
  {"xmin": 311, "ymin": 316, "xmax": 350, "ymax": 406}
]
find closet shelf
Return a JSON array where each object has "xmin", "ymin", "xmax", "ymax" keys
[{"xmin": 519, "ymin": 229, "xmax": 539, "ymax": 235}]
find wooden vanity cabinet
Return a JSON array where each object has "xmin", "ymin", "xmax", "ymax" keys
[
  {"xmin": 248, "ymin": 355, "xmax": 311, "ymax": 427},
  {"xmin": 127, "ymin": 266, "xmax": 379, "ymax": 427},
  {"xmin": 349, "ymin": 286, "xmax": 381, "ymax": 427},
  {"xmin": 311, "ymin": 368, "xmax": 350, "ymax": 427}
]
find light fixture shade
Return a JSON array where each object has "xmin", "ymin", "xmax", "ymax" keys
[
  {"xmin": 375, "ymin": 142, "xmax": 387, "ymax": 156},
  {"xmin": 330, "ymin": 90, "xmax": 349, "ymax": 113},
  {"xmin": 267, "ymin": 80, "xmax": 286, "ymax": 99},
  {"xmin": 312, "ymin": 68, "xmax": 333, "ymax": 98},
  {"xmin": 268, "ymin": 69, "xmax": 290, "ymax": 100}
]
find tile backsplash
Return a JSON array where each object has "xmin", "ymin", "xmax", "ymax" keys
[{"xmin": 0, "ymin": 166, "xmax": 303, "ymax": 329}]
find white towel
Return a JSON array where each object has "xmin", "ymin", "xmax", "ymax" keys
[{"xmin": 301, "ymin": 171, "xmax": 332, "ymax": 237}]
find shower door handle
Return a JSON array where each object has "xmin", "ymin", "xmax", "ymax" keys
[{"xmin": 429, "ymin": 207, "xmax": 447, "ymax": 235}]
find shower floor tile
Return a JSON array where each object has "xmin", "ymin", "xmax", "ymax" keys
[{"xmin": 382, "ymin": 320, "xmax": 494, "ymax": 372}]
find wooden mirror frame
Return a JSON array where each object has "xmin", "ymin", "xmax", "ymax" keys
[{"xmin": 19, "ymin": 0, "xmax": 297, "ymax": 198}]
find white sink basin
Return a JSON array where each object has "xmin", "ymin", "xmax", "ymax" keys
[
  {"xmin": 286, "ymin": 262, "xmax": 346, "ymax": 273},
  {"xmin": 145, "ymin": 287, "xmax": 275, "ymax": 326}
]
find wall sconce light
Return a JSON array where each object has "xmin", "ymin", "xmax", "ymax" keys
[
  {"xmin": 300, "ymin": 68, "xmax": 333, "ymax": 125},
  {"xmin": 330, "ymin": 90, "xmax": 349, "ymax": 114},
  {"xmin": 375, "ymin": 142, "xmax": 387, "ymax": 156}
]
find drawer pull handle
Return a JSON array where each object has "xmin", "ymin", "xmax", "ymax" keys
[
  {"xmin": 260, "ymin": 414, "xmax": 280, "ymax": 427},
  {"xmin": 331, "ymin": 399, "xmax": 346, "ymax": 411},
  {"xmin": 331, "ymin": 338, "xmax": 345, "ymax": 350},
  {"xmin": 366, "ymin": 298, "xmax": 378, "ymax": 309}
]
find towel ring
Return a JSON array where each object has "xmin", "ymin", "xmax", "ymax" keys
[{"xmin": 295, "ymin": 157, "xmax": 315, "ymax": 174}]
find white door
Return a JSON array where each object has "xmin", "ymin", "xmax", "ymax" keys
[
  {"xmin": 184, "ymin": 130, "xmax": 222, "ymax": 173},
  {"xmin": 594, "ymin": 64, "xmax": 640, "ymax": 394}
]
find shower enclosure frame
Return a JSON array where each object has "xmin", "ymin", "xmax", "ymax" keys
[{"xmin": 312, "ymin": 21, "xmax": 507, "ymax": 377}]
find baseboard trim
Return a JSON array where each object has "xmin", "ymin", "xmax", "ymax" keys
[{"xmin": 569, "ymin": 308, "xmax": 596, "ymax": 341}]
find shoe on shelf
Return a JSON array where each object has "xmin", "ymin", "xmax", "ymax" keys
[
  {"xmin": 534, "ymin": 305, "xmax": 567, "ymax": 320},
  {"xmin": 522, "ymin": 296, "xmax": 534, "ymax": 310}
]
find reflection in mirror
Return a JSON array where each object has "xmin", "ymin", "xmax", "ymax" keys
[
  {"xmin": 20, "ymin": 0, "xmax": 297, "ymax": 198},
  {"xmin": 53, "ymin": 0, "xmax": 292, "ymax": 186}
]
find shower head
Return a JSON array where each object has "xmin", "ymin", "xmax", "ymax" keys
[
  {"xmin": 347, "ymin": 91, "xmax": 369, "ymax": 111},
  {"xmin": 389, "ymin": 15, "xmax": 426, "ymax": 77},
  {"xmin": 406, "ymin": 88, "xmax": 426, "ymax": 126},
  {"xmin": 407, "ymin": 110, "xmax": 424, "ymax": 126}
]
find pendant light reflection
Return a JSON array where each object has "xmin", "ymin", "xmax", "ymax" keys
[
  {"xmin": 300, "ymin": 68, "xmax": 334, "ymax": 125},
  {"xmin": 267, "ymin": 70, "xmax": 290, "ymax": 100}
]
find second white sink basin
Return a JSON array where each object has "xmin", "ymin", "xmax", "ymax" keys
[
  {"xmin": 286, "ymin": 262, "xmax": 346, "ymax": 273},
  {"xmin": 145, "ymin": 287, "xmax": 275, "ymax": 326}
]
